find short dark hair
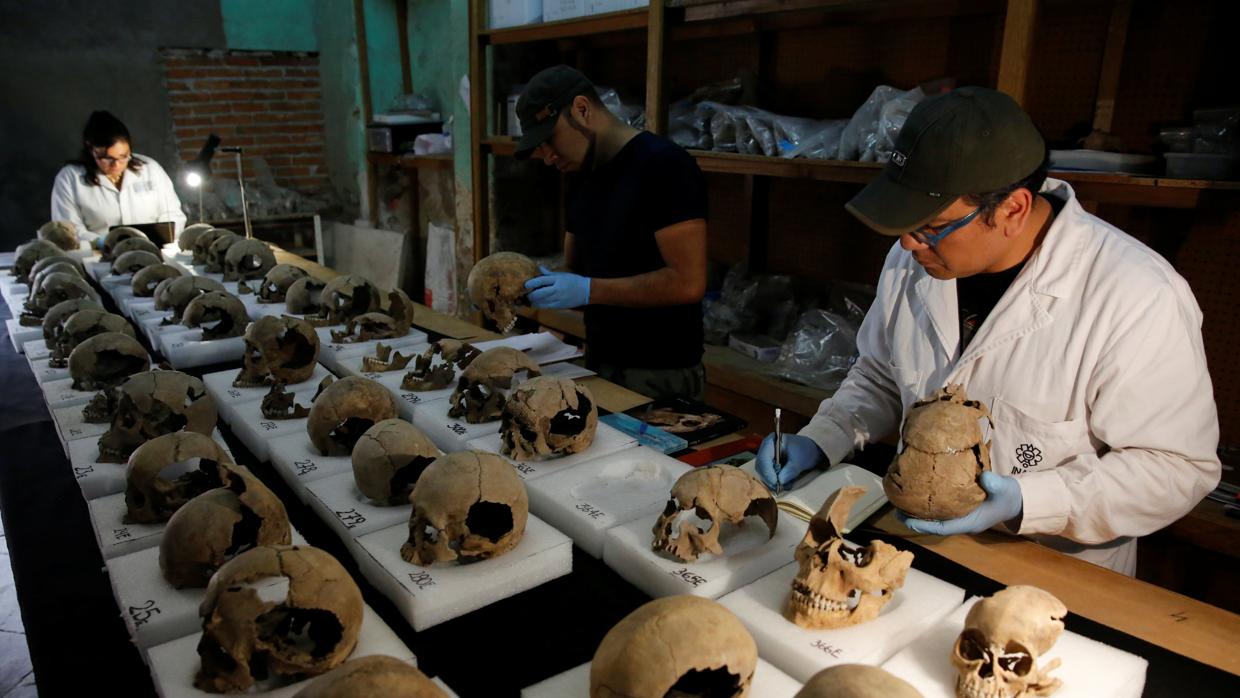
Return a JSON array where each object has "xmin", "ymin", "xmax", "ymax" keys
[
  {"xmin": 74, "ymin": 110, "xmax": 144, "ymax": 186},
  {"xmin": 963, "ymin": 150, "xmax": 1050, "ymax": 225}
]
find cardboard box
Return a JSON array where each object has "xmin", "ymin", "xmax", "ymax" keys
[
  {"xmin": 729, "ymin": 333, "xmax": 782, "ymax": 362},
  {"xmin": 491, "ymin": 0, "xmax": 542, "ymax": 28}
]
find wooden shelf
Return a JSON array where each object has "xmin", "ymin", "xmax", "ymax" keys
[
  {"xmin": 479, "ymin": 8, "xmax": 649, "ymax": 45},
  {"xmin": 702, "ymin": 345, "xmax": 829, "ymax": 419},
  {"xmin": 366, "ymin": 151, "xmax": 454, "ymax": 171},
  {"xmin": 480, "ymin": 137, "xmax": 518, "ymax": 157}
]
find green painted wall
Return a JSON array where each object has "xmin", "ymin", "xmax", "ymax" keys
[
  {"xmin": 220, "ymin": 0, "xmax": 317, "ymax": 51},
  {"xmin": 407, "ymin": 0, "xmax": 471, "ymax": 180},
  {"xmin": 315, "ymin": 0, "xmax": 367, "ymax": 215},
  {"xmin": 364, "ymin": 0, "xmax": 406, "ymax": 117}
]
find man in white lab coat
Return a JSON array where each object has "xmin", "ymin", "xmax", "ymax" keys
[
  {"xmin": 755, "ymin": 87, "xmax": 1220, "ymax": 575},
  {"xmin": 50, "ymin": 110, "xmax": 186, "ymax": 245}
]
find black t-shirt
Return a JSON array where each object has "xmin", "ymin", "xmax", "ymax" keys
[{"xmin": 567, "ymin": 131, "xmax": 707, "ymax": 369}]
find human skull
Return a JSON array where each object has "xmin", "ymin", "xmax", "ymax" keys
[
  {"xmin": 38, "ymin": 220, "xmax": 79, "ymax": 250},
  {"xmin": 287, "ymin": 276, "xmax": 328, "ymax": 317},
  {"xmin": 179, "ymin": 222, "xmax": 214, "ymax": 251},
  {"xmin": 651, "ymin": 466, "xmax": 778, "ymax": 562},
  {"xmin": 192, "ymin": 228, "xmax": 229, "ymax": 265},
  {"xmin": 111, "ymin": 249, "xmax": 162, "ymax": 276},
  {"xmin": 786, "ymin": 486, "xmax": 913, "ymax": 629},
  {"xmin": 293, "ymin": 656, "xmax": 447, "ymax": 698},
  {"xmin": 159, "ymin": 464, "xmax": 292, "ymax": 589},
  {"xmin": 951, "ymin": 586, "xmax": 1066, "ymax": 698},
  {"xmin": 155, "ymin": 275, "xmax": 226, "ymax": 318},
  {"xmin": 224, "ymin": 238, "xmax": 277, "ymax": 282},
  {"xmin": 306, "ymin": 376, "xmax": 399, "ymax": 456},
  {"xmin": 41, "ymin": 298, "xmax": 103, "ymax": 344},
  {"xmin": 234, "ymin": 315, "xmax": 320, "ymax": 387},
  {"xmin": 20, "ymin": 271, "xmax": 97, "ymax": 325},
  {"xmin": 500, "ymin": 376, "xmax": 597, "ymax": 461},
  {"xmin": 111, "ymin": 235, "xmax": 162, "ymax": 261},
  {"xmin": 258, "ymin": 264, "xmax": 309, "ymax": 303},
  {"xmin": 329, "ymin": 312, "xmax": 401, "ymax": 344},
  {"xmin": 794, "ymin": 665, "xmax": 924, "ymax": 698},
  {"xmin": 30, "ymin": 254, "xmax": 85, "ymax": 285},
  {"xmin": 645, "ymin": 408, "xmax": 724, "ymax": 434},
  {"xmin": 195, "ymin": 545, "xmax": 363, "ymax": 693},
  {"xmin": 131, "ymin": 263, "xmax": 183, "ymax": 297},
  {"xmin": 68, "ymin": 332, "xmax": 150, "ymax": 392},
  {"xmin": 399, "ymin": 339, "xmax": 480, "ymax": 390},
  {"xmin": 321, "ymin": 275, "xmax": 381, "ymax": 325},
  {"xmin": 402, "ymin": 450, "xmax": 529, "ymax": 565},
  {"xmin": 97, "ymin": 370, "xmax": 218, "ymax": 463},
  {"xmin": 13, "ymin": 239, "xmax": 65, "ymax": 284},
  {"xmin": 884, "ymin": 384, "xmax": 992, "ymax": 521},
  {"xmin": 182, "ymin": 291, "xmax": 249, "ymax": 340},
  {"xmin": 206, "ymin": 232, "xmax": 242, "ymax": 273},
  {"xmin": 55, "ymin": 309, "xmax": 135, "ymax": 367},
  {"xmin": 261, "ymin": 383, "xmax": 312, "ymax": 420},
  {"xmin": 100, "ymin": 226, "xmax": 146, "ymax": 262},
  {"xmin": 447, "ymin": 346, "xmax": 541, "ymax": 423},
  {"xmin": 467, "ymin": 251, "xmax": 538, "ymax": 333},
  {"xmin": 590, "ymin": 596, "xmax": 757, "ymax": 698},
  {"xmin": 352, "ymin": 419, "xmax": 440, "ymax": 506},
  {"xmin": 124, "ymin": 431, "xmax": 231, "ymax": 524}
]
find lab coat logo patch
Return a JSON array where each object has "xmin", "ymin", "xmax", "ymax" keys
[
  {"xmin": 891, "ymin": 150, "xmax": 908, "ymax": 168},
  {"xmin": 1013, "ymin": 443, "xmax": 1042, "ymax": 474}
]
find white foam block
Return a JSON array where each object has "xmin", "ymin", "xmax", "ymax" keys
[
  {"xmin": 52, "ymin": 402, "xmax": 109, "ymax": 449},
  {"xmin": 473, "ymin": 331, "xmax": 584, "ymax": 365},
  {"xmin": 539, "ymin": 362, "xmax": 596, "ymax": 380},
  {"xmin": 164, "ymin": 330, "xmax": 246, "ymax": 369},
  {"xmin": 719, "ymin": 562, "xmax": 965, "ymax": 682},
  {"xmin": 316, "ymin": 330, "xmax": 429, "ymax": 376},
  {"xmin": 70, "ymin": 428, "xmax": 232, "ymax": 500},
  {"xmin": 147, "ymin": 320, "xmax": 198, "ymax": 353},
  {"xmin": 602, "ymin": 510, "xmax": 807, "ymax": 600},
  {"xmin": 466, "ymin": 423, "xmax": 638, "ymax": 482},
  {"xmin": 1, "ymin": 280, "xmax": 27, "ymax": 303},
  {"xmin": 253, "ymin": 301, "xmax": 293, "ymax": 318},
  {"xmin": 27, "ymin": 355, "xmax": 70, "ymax": 384},
  {"xmin": 355, "ymin": 516, "xmax": 572, "ymax": 631},
  {"xmin": 87, "ymin": 492, "xmax": 167, "ymax": 560},
  {"xmin": 202, "ymin": 363, "xmax": 333, "ymax": 424},
  {"xmin": 129, "ymin": 301, "xmax": 167, "ymax": 325},
  {"xmin": 268, "ymin": 433, "xmax": 353, "ymax": 499},
  {"xmin": 6, "ymin": 318, "xmax": 40, "ymax": 353},
  {"xmin": 3, "ymin": 294, "xmax": 28, "ymax": 317},
  {"xmin": 87, "ymin": 261, "xmax": 111, "ymax": 282},
  {"xmin": 42, "ymin": 376, "xmax": 98, "ymax": 409},
  {"xmin": 362, "ymin": 369, "xmax": 454, "ymax": 421},
  {"xmin": 147, "ymin": 605, "xmax": 413, "ymax": 698},
  {"xmin": 119, "ymin": 292, "xmax": 159, "ymax": 317},
  {"xmin": 332, "ymin": 341, "xmax": 431, "ymax": 379},
  {"xmin": 228, "ymin": 385, "xmax": 320, "ymax": 462},
  {"xmin": 409, "ymin": 396, "xmax": 502, "ymax": 453},
  {"xmin": 521, "ymin": 658, "xmax": 802, "ymax": 698},
  {"xmin": 303, "ymin": 471, "xmax": 413, "ymax": 542},
  {"xmin": 23, "ymin": 337, "xmax": 51, "ymax": 361},
  {"xmin": 523, "ymin": 446, "xmax": 693, "ymax": 558},
  {"xmin": 100, "ymin": 272, "xmax": 135, "ymax": 294},
  {"xmin": 881, "ymin": 598, "xmax": 1147, "ymax": 698}
]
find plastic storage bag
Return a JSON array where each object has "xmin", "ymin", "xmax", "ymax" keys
[{"xmin": 770, "ymin": 308, "xmax": 863, "ymax": 392}]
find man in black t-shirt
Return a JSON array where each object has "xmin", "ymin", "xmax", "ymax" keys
[{"xmin": 514, "ymin": 65, "xmax": 708, "ymax": 400}]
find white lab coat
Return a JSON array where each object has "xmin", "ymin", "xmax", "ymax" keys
[
  {"xmin": 801, "ymin": 178, "xmax": 1221, "ymax": 575},
  {"xmin": 50, "ymin": 153, "xmax": 186, "ymax": 244}
]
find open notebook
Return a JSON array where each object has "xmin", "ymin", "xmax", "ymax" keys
[{"xmin": 738, "ymin": 460, "xmax": 887, "ymax": 532}]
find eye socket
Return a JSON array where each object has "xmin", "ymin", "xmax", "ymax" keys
[
  {"xmin": 837, "ymin": 541, "xmax": 873, "ymax": 567},
  {"xmin": 999, "ymin": 642, "xmax": 1033, "ymax": 675},
  {"xmin": 958, "ymin": 630, "xmax": 990, "ymax": 662}
]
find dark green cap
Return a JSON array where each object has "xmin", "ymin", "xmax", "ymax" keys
[
  {"xmin": 514, "ymin": 65, "xmax": 595, "ymax": 160},
  {"xmin": 846, "ymin": 86, "xmax": 1046, "ymax": 236}
]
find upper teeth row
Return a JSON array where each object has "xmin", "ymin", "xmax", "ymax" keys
[{"xmin": 791, "ymin": 583, "xmax": 849, "ymax": 612}]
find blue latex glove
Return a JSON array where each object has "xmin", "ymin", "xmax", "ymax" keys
[
  {"xmin": 897, "ymin": 471, "xmax": 1023, "ymax": 536},
  {"xmin": 755, "ymin": 433, "xmax": 824, "ymax": 491},
  {"xmin": 524, "ymin": 265, "xmax": 591, "ymax": 309}
]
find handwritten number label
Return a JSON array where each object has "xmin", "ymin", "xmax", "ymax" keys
[
  {"xmin": 402, "ymin": 393, "xmax": 421, "ymax": 405},
  {"xmin": 575, "ymin": 502, "xmax": 605, "ymax": 520},
  {"xmin": 670, "ymin": 568, "xmax": 708, "ymax": 588},
  {"xmin": 811, "ymin": 640, "xmax": 844, "ymax": 658},
  {"xmin": 74, "ymin": 464, "xmax": 94, "ymax": 479},
  {"xmin": 294, "ymin": 459, "xmax": 317, "ymax": 476},
  {"xmin": 226, "ymin": 389, "xmax": 242, "ymax": 398},
  {"xmin": 129, "ymin": 600, "xmax": 162, "ymax": 627},
  {"xmin": 68, "ymin": 428, "xmax": 83, "ymax": 437},
  {"xmin": 447, "ymin": 423, "xmax": 467, "ymax": 436},
  {"xmin": 112, "ymin": 527, "xmax": 132, "ymax": 541},
  {"xmin": 407, "ymin": 571, "xmax": 436, "ymax": 591},
  {"xmin": 259, "ymin": 421, "xmax": 277, "ymax": 432},
  {"xmin": 335, "ymin": 508, "xmax": 367, "ymax": 529}
]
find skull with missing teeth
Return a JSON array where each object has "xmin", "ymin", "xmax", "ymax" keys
[
  {"xmin": 467, "ymin": 251, "xmax": 539, "ymax": 333},
  {"xmin": 12, "ymin": 239, "xmax": 64, "ymax": 284},
  {"xmin": 651, "ymin": 466, "xmax": 778, "ymax": 563},
  {"xmin": 400, "ymin": 339, "xmax": 480, "ymax": 390},
  {"xmin": 57, "ymin": 309, "xmax": 135, "ymax": 366},
  {"xmin": 286, "ymin": 276, "xmax": 328, "ymax": 317},
  {"xmin": 191, "ymin": 228, "xmax": 228, "ymax": 265},
  {"xmin": 447, "ymin": 346, "xmax": 541, "ymax": 424},
  {"xmin": 351, "ymin": 419, "xmax": 440, "ymax": 506},
  {"xmin": 206, "ymin": 232, "xmax": 242, "ymax": 273},
  {"xmin": 258, "ymin": 264, "xmax": 309, "ymax": 303},
  {"xmin": 124, "ymin": 431, "xmax": 232, "ymax": 524},
  {"xmin": 42, "ymin": 298, "xmax": 102, "ymax": 346},
  {"xmin": 68, "ymin": 331, "xmax": 150, "ymax": 391},
  {"xmin": 97, "ymin": 370, "xmax": 217, "ymax": 463},
  {"xmin": 21, "ymin": 271, "xmax": 97, "ymax": 325},
  {"xmin": 590, "ymin": 596, "xmax": 757, "ymax": 698},
  {"xmin": 306, "ymin": 376, "xmax": 399, "ymax": 456},
  {"xmin": 99, "ymin": 226, "xmax": 145, "ymax": 262},
  {"xmin": 884, "ymin": 384, "xmax": 992, "ymax": 521},
  {"xmin": 234, "ymin": 315, "xmax": 320, "ymax": 388},
  {"xmin": 786, "ymin": 486, "xmax": 913, "ymax": 629},
  {"xmin": 131, "ymin": 263, "xmax": 183, "ymax": 297},
  {"xmin": 178, "ymin": 223, "xmax": 214, "ymax": 251},
  {"xmin": 500, "ymin": 376, "xmax": 598, "ymax": 461},
  {"xmin": 952, "ymin": 586, "xmax": 1066, "ymax": 698},
  {"xmin": 195, "ymin": 545, "xmax": 362, "ymax": 693},
  {"xmin": 109, "ymin": 233, "xmax": 161, "ymax": 262},
  {"xmin": 182, "ymin": 290, "xmax": 249, "ymax": 340},
  {"xmin": 156, "ymin": 275, "xmax": 226, "ymax": 320},
  {"xmin": 321, "ymin": 275, "xmax": 381, "ymax": 325},
  {"xmin": 402, "ymin": 451, "xmax": 528, "ymax": 565},
  {"xmin": 111, "ymin": 249, "xmax": 161, "ymax": 276},
  {"xmin": 330, "ymin": 289, "xmax": 414, "ymax": 343}
]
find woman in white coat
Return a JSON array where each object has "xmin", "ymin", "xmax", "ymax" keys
[
  {"xmin": 50, "ymin": 110, "xmax": 186, "ymax": 245},
  {"xmin": 756, "ymin": 88, "xmax": 1220, "ymax": 575}
]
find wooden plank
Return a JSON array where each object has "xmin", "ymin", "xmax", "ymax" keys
[
  {"xmin": 482, "ymin": 8, "xmax": 649, "ymax": 45},
  {"xmin": 482, "ymin": 137, "xmax": 519, "ymax": 157},
  {"xmin": 1092, "ymin": 0, "xmax": 1131, "ymax": 133},
  {"xmin": 645, "ymin": 0, "xmax": 668, "ymax": 135},
  {"xmin": 579, "ymin": 376, "xmax": 652, "ymax": 413},
  {"xmin": 996, "ymin": 0, "xmax": 1038, "ymax": 106},
  {"xmin": 702, "ymin": 345, "xmax": 828, "ymax": 419},
  {"xmin": 397, "ymin": 0, "xmax": 412, "ymax": 94},
  {"xmin": 353, "ymin": 0, "xmax": 378, "ymax": 225},
  {"xmin": 469, "ymin": 1, "xmax": 490, "ymax": 262}
]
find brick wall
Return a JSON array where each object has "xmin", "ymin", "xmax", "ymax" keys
[{"xmin": 161, "ymin": 48, "xmax": 329, "ymax": 196}]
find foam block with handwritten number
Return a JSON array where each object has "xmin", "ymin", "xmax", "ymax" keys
[
  {"xmin": 202, "ymin": 363, "xmax": 334, "ymax": 426},
  {"xmin": 303, "ymin": 471, "xmax": 413, "ymax": 544},
  {"xmin": 718, "ymin": 561, "xmax": 965, "ymax": 682},
  {"xmin": 28, "ymin": 355, "xmax": 70, "ymax": 384},
  {"xmin": 267, "ymin": 432, "xmax": 353, "ymax": 502},
  {"xmin": 465, "ymin": 422, "xmax": 638, "ymax": 482},
  {"xmin": 51, "ymin": 403, "xmax": 109, "ymax": 455},
  {"xmin": 408, "ymin": 394, "xmax": 504, "ymax": 453},
  {"xmin": 87, "ymin": 492, "xmax": 167, "ymax": 560},
  {"xmin": 163, "ymin": 330, "xmax": 246, "ymax": 370},
  {"xmin": 6, "ymin": 318, "xmax": 40, "ymax": 353},
  {"xmin": 520, "ymin": 657, "xmax": 803, "ymax": 698},
  {"xmin": 69, "ymin": 428, "xmax": 233, "ymax": 501},
  {"xmin": 42, "ymin": 375, "xmax": 101, "ymax": 409},
  {"xmin": 361, "ymin": 369, "xmax": 455, "ymax": 421},
  {"xmin": 23, "ymin": 337, "xmax": 51, "ymax": 361},
  {"xmin": 228, "ymin": 384, "xmax": 320, "ymax": 462}
]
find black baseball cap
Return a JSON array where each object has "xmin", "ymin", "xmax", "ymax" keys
[
  {"xmin": 514, "ymin": 65, "xmax": 595, "ymax": 160},
  {"xmin": 846, "ymin": 86, "xmax": 1046, "ymax": 236}
]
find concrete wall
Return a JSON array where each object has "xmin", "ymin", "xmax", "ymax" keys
[
  {"xmin": 221, "ymin": 0, "xmax": 317, "ymax": 52},
  {"xmin": 314, "ymin": 0, "xmax": 368, "ymax": 220}
]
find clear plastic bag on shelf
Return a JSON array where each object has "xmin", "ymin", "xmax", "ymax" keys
[
  {"xmin": 869, "ymin": 87, "xmax": 924, "ymax": 160},
  {"xmin": 839, "ymin": 85, "xmax": 899, "ymax": 161},
  {"xmin": 779, "ymin": 118, "xmax": 849, "ymax": 159},
  {"xmin": 770, "ymin": 308, "xmax": 862, "ymax": 392},
  {"xmin": 701, "ymin": 262, "xmax": 795, "ymax": 345}
]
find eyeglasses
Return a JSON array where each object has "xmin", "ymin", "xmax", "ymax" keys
[
  {"xmin": 93, "ymin": 151, "xmax": 132, "ymax": 165},
  {"xmin": 909, "ymin": 207, "xmax": 981, "ymax": 247}
]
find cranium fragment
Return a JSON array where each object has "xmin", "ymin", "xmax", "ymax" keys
[
  {"xmin": 400, "ymin": 339, "xmax": 480, "ymax": 390},
  {"xmin": 155, "ymin": 275, "xmax": 226, "ymax": 320},
  {"xmin": 500, "ymin": 376, "xmax": 597, "ymax": 461},
  {"xmin": 467, "ymin": 251, "xmax": 538, "ymax": 333},
  {"xmin": 100, "ymin": 226, "xmax": 146, "ymax": 262},
  {"xmin": 13, "ymin": 239, "xmax": 65, "ymax": 284},
  {"xmin": 41, "ymin": 298, "xmax": 103, "ymax": 344},
  {"xmin": 234, "ymin": 315, "xmax": 320, "ymax": 387},
  {"xmin": 111, "ymin": 236, "xmax": 162, "ymax": 261},
  {"xmin": 360, "ymin": 342, "xmax": 414, "ymax": 373},
  {"xmin": 224, "ymin": 238, "xmax": 276, "ymax": 282},
  {"xmin": 258, "ymin": 264, "xmax": 309, "ymax": 303},
  {"xmin": 38, "ymin": 220, "xmax": 79, "ymax": 251},
  {"xmin": 192, "ymin": 228, "xmax": 229, "ymax": 265},
  {"xmin": 287, "ymin": 276, "xmax": 328, "ymax": 318},
  {"xmin": 206, "ymin": 232, "xmax": 242, "ymax": 273},
  {"xmin": 261, "ymin": 383, "xmax": 312, "ymax": 420},
  {"xmin": 352, "ymin": 419, "xmax": 440, "ymax": 505},
  {"xmin": 786, "ymin": 486, "xmax": 913, "ymax": 629},
  {"xmin": 182, "ymin": 290, "xmax": 249, "ymax": 340},
  {"xmin": 447, "ymin": 346, "xmax": 541, "ymax": 423},
  {"xmin": 20, "ymin": 271, "xmax": 97, "ymax": 325},
  {"xmin": 306, "ymin": 376, "xmax": 399, "ymax": 456},
  {"xmin": 98, "ymin": 370, "xmax": 217, "ymax": 463},
  {"xmin": 320, "ymin": 275, "xmax": 381, "ymax": 325},
  {"xmin": 159, "ymin": 464, "xmax": 291, "ymax": 589},
  {"xmin": 195, "ymin": 545, "xmax": 363, "ymax": 693},
  {"xmin": 951, "ymin": 586, "xmax": 1066, "ymax": 698},
  {"xmin": 179, "ymin": 222, "xmax": 214, "ymax": 251},
  {"xmin": 651, "ymin": 466, "xmax": 778, "ymax": 562},
  {"xmin": 55, "ymin": 309, "xmax": 136, "ymax": 368},
  {"xmin": 68, "ymin": 331, "xmax": 150, "ymax": 392},
  {"xmin": 795, "ymin": 665, "xmax": 924, "ymax": 698},
  {"xmin": 884, "ymin": 384, "xmax": 992, "ymax": 521},
  {"xmin": 110, "ymin": 249, "xmax": 162, "ymax": 277},
  {"xmin": 329, "ymin": 312, "xmax": 402, "ymax": 343},
  {"xmin": 590, "ymin": 596, "xmax": 757, "ymax": 698},
  {"xmin": 30, "ymin": 254, "xmax": 85, "ymax": 285},
  {"xmin": 294, "ymin": 655, "xmax": 447, "ymax": 698},
  {"xmin": 402, "ymin": 450, "xmax": 529, "ymax": 565},
  {"xmin": 124, "ymin": 431, "xmax": 231, "ymax": 524},
  {"xmin": 131, "ymin": 263, "xmax": 183, "ymax": 297}
]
